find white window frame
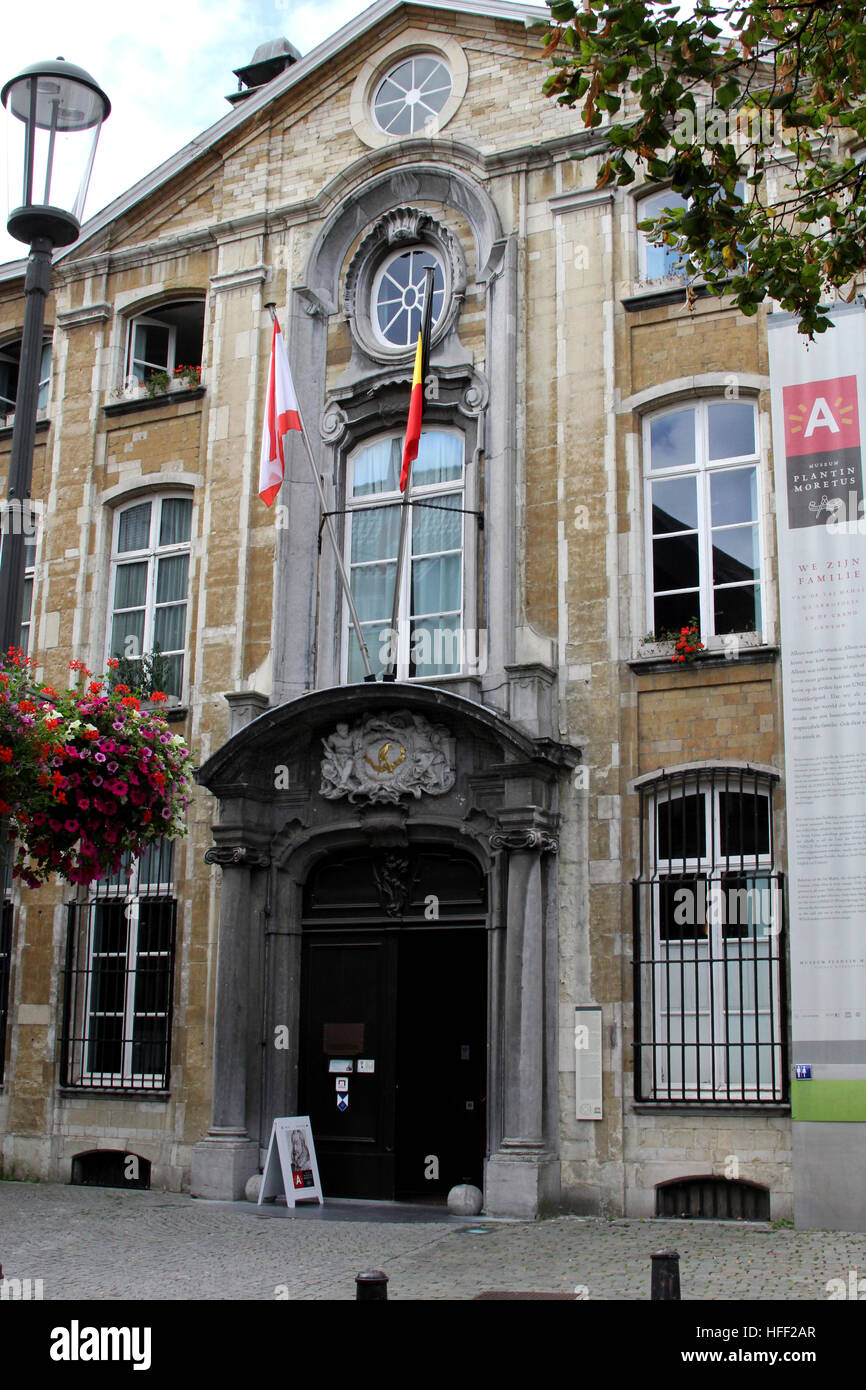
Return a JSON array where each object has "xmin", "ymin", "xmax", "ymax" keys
[
  {"xmin": 370, "ymin": 246, "xmax": 446, "ymax": 351},
  {"xmin": 107, "ymin": 493, "xmax": 192, "ymax": 700},
  {"xmin": 77, "ymin": 843, "xmax": 175, "ymax": 1091},
  {"xmin": 371, "ymin": 52, "xmax": 453, "ymax": 137},
  {"xmin": 648, "ymin": 776, "xmax": 783, "ymax": 1102},
  {"xmin": 643, "ymin": 397, "xmax": 764, "ymax": 640},
  {"xmin": 341, "ymin": 428, "xmax": 470, "ymax": 682}
]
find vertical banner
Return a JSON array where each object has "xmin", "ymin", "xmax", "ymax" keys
[{"xmin": 767, "ymin": 305, "xmax": 866, "ymax": 1138}]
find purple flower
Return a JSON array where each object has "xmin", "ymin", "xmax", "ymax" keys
[
  {"xmin": 107, "ymin": 761, "xmax": 118, "ymax": 773},
  {"xmin": 94, "ymin": 752, "xmax": 106, "ymax": 763},
  {"xmin": 112, "ymin": 721, "xmax": 125, "ymax": 731}
]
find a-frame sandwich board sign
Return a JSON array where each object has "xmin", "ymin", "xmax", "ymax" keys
[{"xmin": 258, "ymin": 1116, "xmax": 323, "ymax": 1207}]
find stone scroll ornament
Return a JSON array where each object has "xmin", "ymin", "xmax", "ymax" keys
[{"xmin": 320, "ymin": 711, "xmax": 455, "ymax": 804}]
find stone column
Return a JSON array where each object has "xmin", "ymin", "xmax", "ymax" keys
[
  {"xmin": 485, "ymin": 825, "xmax": 560, "ymax": 1218},
  {"xmin": 190, "ymin": 846, "xmax": 267, "ymax": 1200}
]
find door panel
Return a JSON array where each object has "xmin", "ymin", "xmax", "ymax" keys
[
  {"xmin": 298, "ymin": 936, "xmax": 396, "ymax": 1198},
  {"xmin": 395, "ymin": 929, "xmax": 486, "ymax": 1197}
]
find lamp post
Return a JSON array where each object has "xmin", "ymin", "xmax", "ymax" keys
[
  {"xmin": 0, "ymin": 58, "xmax": 110, "ymax": 654},
  {"xmin": 0, "ymin": 59, "xmax": 109, "ymax": 891}
]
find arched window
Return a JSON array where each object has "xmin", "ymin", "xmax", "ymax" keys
[
  {"xmin": 644, "ymin": 396, "xmax": 763, "ymax": 639},
  {"xmin": 125, "ymin": 301, "xmax": 204, "ymax": 388},
  {"xmin": 633, "ymin": 765, "xmax": 785, "ymax": 1103},
  {"xmin": 107, "ymin": 494, "xmax": 192, "ymax": 699},
  {"xmin": 343, "ymin": 429, "xmax": 466, "ymax": 681}
]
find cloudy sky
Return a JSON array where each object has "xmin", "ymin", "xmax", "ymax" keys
[{"xmin": 0, "ymin": 0, "xmax": 378, "ymax": 264}]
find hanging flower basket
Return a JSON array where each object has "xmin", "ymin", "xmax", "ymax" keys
[{"xmin": 0, "ymin": 649, "xmax": 193, "ymax": 888}]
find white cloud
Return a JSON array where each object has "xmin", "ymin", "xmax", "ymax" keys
[{"xmin": 0, "ymin": 0, "xmax": 373, "ymax": 265}]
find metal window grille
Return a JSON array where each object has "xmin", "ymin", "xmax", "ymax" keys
[
  {"xmin": 61, "ymin": 840, "xmax": 176, "ymax": 1092},
  {"xmin": 633, "ymin": 767, "xmax": 787, "ymax": 1103},
  {"xmin": 0, "ymin": 899, "xmax": 12, "ymax": 1085}
]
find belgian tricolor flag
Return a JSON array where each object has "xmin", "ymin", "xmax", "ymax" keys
[{"xmin": 399, "ymin": 266, "xmax": 435, "ymax": 492}]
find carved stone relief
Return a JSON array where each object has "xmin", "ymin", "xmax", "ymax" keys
[{"xmin": 320, "ymin": 710, "xmax": 455, "ymax": 803}]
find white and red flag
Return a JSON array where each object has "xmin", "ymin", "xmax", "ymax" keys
[{"xmin": 258, "ymin": 316, "xmax": 301, "ymax": 507}]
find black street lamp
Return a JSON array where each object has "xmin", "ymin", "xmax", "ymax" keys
[{"xmin": 0, "ymin": 58, "xmax": 110, "ymax": 654}]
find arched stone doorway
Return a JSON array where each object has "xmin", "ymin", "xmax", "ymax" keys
[{"xmin": 191, "ymin": 683, "xmax": 577, "ymax": 1217}]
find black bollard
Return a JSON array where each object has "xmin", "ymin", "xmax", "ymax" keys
[
  {"xmin": 651, "ymin": 1249, "xmax": 681, "ymax": 1300},
  {"xmin": 356, "ymin": 1270, "xmax": 389, "ymax": 1301}
]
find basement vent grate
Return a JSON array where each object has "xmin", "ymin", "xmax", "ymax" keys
[{"xmin": 656, "ymin": 1176, "xmax": 770, "ymax": 1221}]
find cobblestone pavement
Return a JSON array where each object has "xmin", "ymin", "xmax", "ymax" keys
[{"xmin": 1, "ymin": 1180, "xmax": 865, "ymax": 1301}]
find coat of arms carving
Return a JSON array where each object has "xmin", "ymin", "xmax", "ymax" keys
[{"xmin": 320, "ymin": 711, "xmax": 455, "ymax": 803}]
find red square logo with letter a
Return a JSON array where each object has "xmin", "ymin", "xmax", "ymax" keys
[{"xmin": 783, "ymin": 376, "xmax": 860, "ymax": 457}]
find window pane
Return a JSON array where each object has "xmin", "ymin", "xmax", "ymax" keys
[
  {"xmin": 410, "ymin": 613, "xmax": 460, "ymax": 677},
  {"xmin": 162, "ymin": 654, "xmax": 183, "ymax": 699},
  {"xmin": 652, "ymin": 533, "xmax": 700, "ymax": 592},
  {"xmin": 110, "ymin": 611, "xmax": 144, "ymax": 661},
  {"xmin": 658, "ymin": 875, "xmax": 709, "ymax": 941},
  {"xmin": 113, "ymin": 561, "xmax": 148, "ymax": 610},
  {"xmin": 710, "ymin": 467, "xmax": 757, "ymax": 526},
  {"xmin": 708, "ymin": 401, "xmax": 755, "ymax": 460},
  {"xmin": 348, "ymin": 623, "xmax": 388, "ymax": 682},
  {"xmin": 713, "ymin": 583, "xmax": 760, "ymax": 634},
  {"xmin": 719, "ymin": 794, "xmax": 771, "ymax": 859},
  {"xmin": 133, "ymin": 322, "xmax": 169, "ymax": 372},
  {"xmin": 649, "ymin": 410, "xmax": 695, "ymax": 470},
  {"xmin": 652, "ymin": 477, "xmax": 698, "ymax": 534},
  {"xmin": 156, "ymin": 554, "xmax": 189, "ymax": 605},
  {"xmin": 413, "ymin": 432, "xmax": 462, "ymax": 486},
  {"xmin": 352, "ymin": 561, "xmax": 396, "ymax": 622},
  {"xmin": 350, "ymin": 506, "xmax": 400, "ymax": 564},
  {"xmin": 352, "ymin": 439, "xmax": 401, "ymax": 496},
  {"xmin": 137, "ymin": 840, "xmax": 174, "ymax": 889},
  {"xmin": 154, "ymin": 603, "xmax": 186, "ymax": 653},
  {"xmin": 412, "ymin": 492, "xmax": 461, "ymax": 552},
  {"xmin": 654, "ymin": 591, "xmax": 699, "ymax": 635},
  {"xmin": 712, "ymin": 525, "xmax": 760, "ymax": 584},
  {"xmin": 412, "ymin": 553, "xmax": 461, "ymax": 616},
  {"xmin": 159, "ymin": 497, "xmax": 192, "ymax": 546},
  {"xmin": 657, "ymin": 794, "xmax": 706, "ymax": 862},
  {"xmin": 117, "ymin": 503, "xmax": 151, "ymax": 553}
]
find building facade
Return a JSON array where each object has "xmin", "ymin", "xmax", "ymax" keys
[{"xmin": 0, "ymin": 0, "xmax": 804, "ymax": 1220}]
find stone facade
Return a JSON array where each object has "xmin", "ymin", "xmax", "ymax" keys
[{"xmin": 0, "ymin": 0, "xmax": 799, "ymax": 1219}]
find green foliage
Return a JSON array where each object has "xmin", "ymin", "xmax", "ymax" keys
[
  {"xmin": 543, "ymin": 1, "xmax": 866, "ymax": 336},
  {"xmin": 108, "ymin": 642, "xmax": 172, "ymax": 699}
]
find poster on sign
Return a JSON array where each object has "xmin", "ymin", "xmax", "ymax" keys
[
  {"xmin": 767, "ymin": 303, "xmax": 866, "ymax": 1063},
  {"xmin": 258, "ymin": 1116, "xmax": 323, "ymax": 1207}
]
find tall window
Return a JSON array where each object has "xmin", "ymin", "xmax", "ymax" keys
[
  {"xmin": 61, "ymin": 840, "xmax": 177, "ymax": 1092},
  {"xmin": 644, "ymin": 398, "xmax": 762, "ymax": 637},
  {"xmin": 125, "ymin": 301, "xmax": 204, "ymax": 387},
  {"xmin": 344, "ymin": 430, "xmax": 464, "ymax": 681},
  {"xmin": 0, "ymin": 339, "xmax": 51, "ymax": 422},
  {"xmin": 108, "ymin": 495, "xmax": 192, "ymax": 698},
  {"xmin": 20, "ymin": 540, "xmax": 35, "ymax": 653},
  {"xmin": 633, "ymin": 768, "xmax": 785, "ymax": 1103}
]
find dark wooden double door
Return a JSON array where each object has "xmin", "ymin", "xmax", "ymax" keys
[{"xmin": 298, "ymin": 849, "xmax": 487, "ymax": 1200}]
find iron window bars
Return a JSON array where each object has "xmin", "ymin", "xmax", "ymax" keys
[
  {"xmin": 633, "ymin": 766, "xmax": 787, "ymax": 1103},
  {"xmin": 61, "ymin": 839, "xmax": 176, "ymax": 1092}
]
